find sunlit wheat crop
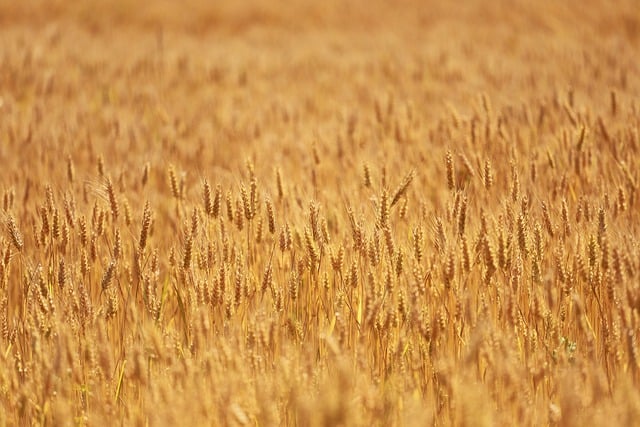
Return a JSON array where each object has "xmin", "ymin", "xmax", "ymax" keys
[{"xmin": 0, "ymin": 0, "xmax": 639, "ymax": 425}]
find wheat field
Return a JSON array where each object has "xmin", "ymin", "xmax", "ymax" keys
[{"xmin": 0, "ymin": 1, "xmax": 639, "ymax": 425}]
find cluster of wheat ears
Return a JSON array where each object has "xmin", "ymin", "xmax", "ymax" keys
[{"xmin": 0, "ymin": 0, "xmax": 639, "ymax": 425}]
